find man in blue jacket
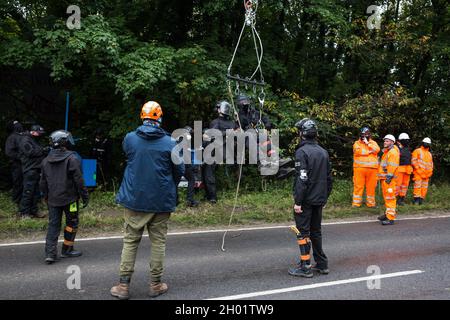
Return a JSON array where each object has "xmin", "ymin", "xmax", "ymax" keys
[{"xmin": 111, "ymin": 101, "xmax": 184, "ymax": 300}]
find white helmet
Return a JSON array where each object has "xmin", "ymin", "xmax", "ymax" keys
[
  {"xmin": 422, "ymin": 137, "xmax": 431, "ymax": 144},
  {"xmin": 398, "ymin": 133, "xmax": 410, "ymax": 140},
  {"xmin": 384, "ymin": 134, "xmax": 396, "ymax": 143}
]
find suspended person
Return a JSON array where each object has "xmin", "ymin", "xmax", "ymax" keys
[
  {"xmin": 40, "ymin": 130, "xmax": 89, "ymax": 264},
  {"xmin": 235, "ymin": 94, "xmax": 272, "ymax": 130},
  {"xmin": 395, "ymin": 133, "xmax": 413, "ymax": 205},
  {"xmin": 288, "ymin": 118, "xmax": 333, "ymax": 278},
  {"xmin": 377, "ymin": 135, "xmax": 400, "ymax": 225},
  {"xmin": 411, "ymin": 138, "xmax": 433, "ymax": 205},
  {"xmin": 202, "ymin": 100, "xmax": 237, "ymax": 204},
  {"xmin": 4, "ymin": 121, "xmax": 25, "ymax": 207},
  {"xmin": 352, "ymin": 127, "xmax": 380, "ymax": 208},
  {"xmin": 111, "ymin": 101, "xmax": 184, "ymax": 300},
  {"xmin": 18, "ymin": 124, "xmax": 48, "ymax": 219}
]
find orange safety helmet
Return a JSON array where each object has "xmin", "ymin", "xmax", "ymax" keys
[{"xmin": 140, "ymin": 101, "xmax": 163, "ymax": 121}]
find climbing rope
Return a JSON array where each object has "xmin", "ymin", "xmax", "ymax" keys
[{"xmin": 221, "ymin": 0, "xmax": 266, "ymax": 252}]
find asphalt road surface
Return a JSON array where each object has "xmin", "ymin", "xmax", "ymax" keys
[{"xmin": 1, "ymin": 216, "xmax": 449, "ymax": 300}]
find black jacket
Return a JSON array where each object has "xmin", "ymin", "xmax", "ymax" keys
[
  {"xmin": 399, "ymin": 146, "xmax": 412, "ymax": 166},
  {"xmin": 5, "ymin": 132, "xmax": 24, "ymax": 164},
  {"xmin": 40, "ymin": 149, "xmax": 88, "ymax": 207},
  {"xmin": 293, "ymin": 140, "xmax": 333, "ymax": 206},
  {"xmin": 18, "ymin": 133, "xmax": 45, "ymax": 173},
  {"xmin": 210, "ymin": 116, "xmax": 237, "ymax": 133}
]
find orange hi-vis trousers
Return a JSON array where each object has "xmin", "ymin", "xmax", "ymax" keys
[
  {"xmin": 381, "ymin": 179, "xmax": 397, "ymax": 220},
  {"xmin": 352, "ymin": 167, "xmax": 378, "ymax": 207},
  {"xmin": 395, "ymin": 172, "xmax": 411, "ymax": 197},
  {"xmin": 413, "ymin": 176, "xmax": 430, "ymax": 199}
]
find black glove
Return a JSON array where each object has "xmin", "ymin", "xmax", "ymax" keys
[{"xmin": 385, "ymin": 174, "xmax": 393, "ymax": 184}]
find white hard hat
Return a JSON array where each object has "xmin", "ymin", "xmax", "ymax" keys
[
  {"xmin": 384, "ymin": 134, "xmax": 396, "ymax": 143},
  {"xmin": 398, "ymin": 133, "xmax": 410, "ymax": 140},
  {"xmin": 422, "ymin": 137, "xmax": 431, "ymax": 144}
]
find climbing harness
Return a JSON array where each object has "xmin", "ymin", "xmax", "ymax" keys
[{"xmin": 221, "ymin": 0, "xmax": 267, "ymax": 251}]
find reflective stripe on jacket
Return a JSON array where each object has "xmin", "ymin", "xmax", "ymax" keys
[
  {"xmin": 412, "ymin": 146, "xmax": 433, "ymax": 178},
  {"xmin": 353, "ymin": 139, "xmax": 380, "ymax": 169},
  {"xmin": 378, "ymin": 145, "xmax": 400, "ymax": 179}
]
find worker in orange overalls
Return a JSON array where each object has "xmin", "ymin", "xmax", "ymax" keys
[
  {"xmin": 411, "ymin": 138, "xmax": 433, "ymax": 205},
  {"xmin": 377, "ymin": 135, "xmax": 400, "ymax": 225},
  {"xmin": 352, "ymin": 127, "xmax": 380, "ymax": 208},
  {"xmin": 395, "ymin": 133, "xmax": 413, "ymax": 206}
]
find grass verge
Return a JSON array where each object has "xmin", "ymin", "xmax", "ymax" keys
[{"xmin": 1, "ymin": 180, "xmax": 449, "ymax": 240}]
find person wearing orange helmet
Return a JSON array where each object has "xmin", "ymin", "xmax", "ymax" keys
[
  {"xmin": 411, "ymin": 138, "xmax": 433, "ymax": 205},
  {"xmin": 352, "ymin": 127, "xmax": 380, "ymax": 208},
  {"xmin": 377, "ymin": 135, "xmax": 400, "ymax": 225},
  {"xmin": 111, "ymin": 101, "xmax": 184, "ymax": 300}
]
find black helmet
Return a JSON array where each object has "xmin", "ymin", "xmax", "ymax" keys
[
  {"xmin": 360, "ymin": 127, "xmax": 371, "ymax": 138},
  {"xmin": 236, "ymin": 94, "xmax": 251, "ymax": 107},
  {"xmin": 49, "ymin": 130, "xmax": 75, "ymax": 148},
  {"xmin": 295, "ymin": 118, "xmax": 318, "ymax": 139},
  {"xmin": 30, "ymin": 124, "xmax": 45, "ymax": 136},
  {"xmin": 218, "ymin": 100, "xmax": 232, "ymax": 117}
]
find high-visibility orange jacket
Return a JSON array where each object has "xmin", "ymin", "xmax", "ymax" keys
[
  {"xmin": 353, "ymin": 139, "xmax": 380, "ymax": 169},
  {"xmin": 412, "ymin": 146, "xmax": 433, "ymax": 179},
  {"xmin": 378, "ymin": 145, "xmax": 400, "ymax": 179}
]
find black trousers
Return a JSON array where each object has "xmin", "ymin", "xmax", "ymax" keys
[
  {"xmin": 10, "ymin": 161, "xmax": 23, "ymax": 204},
  {"xmin": 202, "ymin": 164, "xmax": 216, "ymax": 200},
  {"xmin": 19, "ymin": 169, "xmax": 40, "ymax": 216},
  {"xmin": 184, "ymin": 164, "xmax": 196, "ymax": 202},
  {"xmin": 45, "ymin": 204, "xmax": 79, "ymax": 257},
  {"xmin": 294, "ymin": 204, "xmax": 328, "ymax": 268}
]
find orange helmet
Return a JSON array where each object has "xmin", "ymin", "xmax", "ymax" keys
[{"xmin": 141, "ymin": 101, "xmax": 163, "ymax": 121}]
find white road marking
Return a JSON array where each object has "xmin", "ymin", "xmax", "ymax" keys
[
  {"xmin": 1, "ymin": 215, "xmax": 449, "ymax": 247},
  {"xmin": 207, "ymin": 270, "xmax": 425, "ymax": 300}
]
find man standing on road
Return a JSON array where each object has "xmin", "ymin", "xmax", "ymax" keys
[
  {"xmin": 288, "ymin": 118, "xmax": 333, "ymax": 278},
  {"xmin": 110, "ymin": 101, "xmax": 184, "ymax": 300},
  {"xmin": 40, "ymin": 130, "xmax": 89, "ymax": 264},
  {"xmin": 377, "ymin": 135, "xmax": 400, "ymax": 225}
]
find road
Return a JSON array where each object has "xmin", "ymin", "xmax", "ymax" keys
[{"xmin": 0, "ymin": 216, "xmax": 449, "ymax": 300}]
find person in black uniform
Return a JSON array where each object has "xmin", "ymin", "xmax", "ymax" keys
[
  {"xmin": 202, "ymin": 100, "xmax": 237, "ymax": 203},
  {"xmin": 18, "ymin": 124, "xmax": 48, "ymax": 218},
  {"xmin": 90, "ymin": 128, "xmax": 112, "ymax": 185},
  {"xmin": 236, "ymin": 94, "xmax": 272, "ymax": 130},
  {"xmin": 5, "ymin": 121, "xmax": 25, "ymax": 206},
  {"xmin": 179, "ymin": 126, "xmax": 200, "ymax": 207},
  {"xmin": 288, "ymin": 118, "xmax": 333, "ymax": 278},
  {"xmin": 41, "ymin": 130, "xmax": 89, "ymax": 264}
]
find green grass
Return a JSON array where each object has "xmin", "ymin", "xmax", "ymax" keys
[{"xmin": 1, "ymin": 180, "xmax": 450, "ymax": 239}]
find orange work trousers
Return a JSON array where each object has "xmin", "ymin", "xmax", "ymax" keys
[
  {"xmin": 381, "ymin": 179, "xmax": 397, "ymax": 220},
  {"xmin": 413, "ymin": 176, "xmax": 429, "ymax": 199},
  {"xmin": 395, "ymin": 172, "xmax": 411, "ymax": 197},
  {"xmin": 352, "ymin": 167, "xmax": 378, "ymax": 207}
]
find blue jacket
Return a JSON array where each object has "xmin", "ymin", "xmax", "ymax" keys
[{"xmin": 116, "ymin": 123, "xmax": 184, "ymax": 213}]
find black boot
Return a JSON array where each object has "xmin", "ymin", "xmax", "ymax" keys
[
  {"xmin": 61, "ymin": 245, "xmax": 82, "ymax": 258},
  {"xmin": 419, "ymin": 198, "xmax": 423, "ymax": 205},
  {"xmin": 45, "ymin": 255, "xmax": 57, "ymax": 264},
  {"xmin": 413, "ymin": 197, "xmax": 420, "ymax": 205},
  {"xmin": 397, "ymin": 196, "xmax": 405, "ymax": 206},
  {"xmin": 288, "ymin": 261, "xmax": 313, "ymax": 278},
  {"xmin": 377, "ymin": 214, "xmax": 388, "ymax": 221}
]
